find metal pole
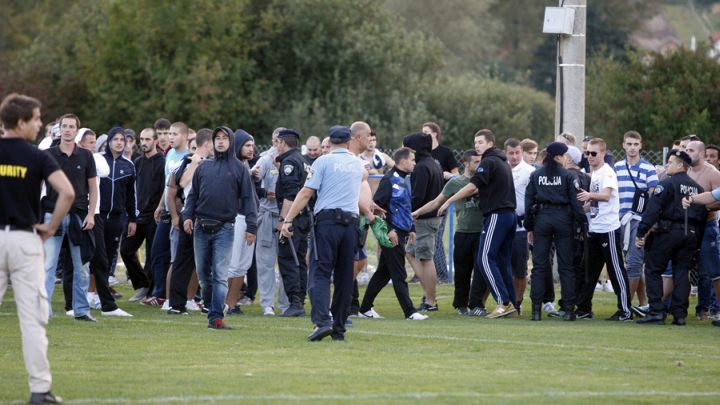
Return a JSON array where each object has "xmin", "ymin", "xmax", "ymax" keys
[{"xmin": 555, "ymin": 0, "xmax": 586, "ymax": 139}]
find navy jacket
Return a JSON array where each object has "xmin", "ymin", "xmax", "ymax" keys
[
  {"xmin": 99, "ymin": 151, "xmax": 138, "ymax": 221},
  {"xmin": 374, "ymin": 167, "xmax": 415, "ymax": 233}
]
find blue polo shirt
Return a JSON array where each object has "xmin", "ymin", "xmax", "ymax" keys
[{"xmin": 305, "ymin": 148, "xmax": 363, "ymax": 214}]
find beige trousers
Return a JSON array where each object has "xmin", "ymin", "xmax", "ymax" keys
[{"xmin": 0, "ymin": 227, "xmax": 52, "ymax": 393}]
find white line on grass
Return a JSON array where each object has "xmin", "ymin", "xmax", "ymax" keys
[{"xmin": 4, "ymin": 390, "xmax": 720, "ymax": 404}]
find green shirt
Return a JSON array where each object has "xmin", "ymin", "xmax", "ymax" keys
[{"xmin": 442, "ymin": 176, "xmax": 484, "ymax": 233}]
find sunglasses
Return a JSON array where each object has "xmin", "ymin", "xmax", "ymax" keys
[{"xmin": 584, "ymin": 151, "xmax": 598, "ymax": 157}]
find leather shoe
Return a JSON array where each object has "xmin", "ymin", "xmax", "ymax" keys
[
  {"xmin": 29, "ymin": 391, "xmax": 63, "ymax": 404},
  {"xmin": 563, "ymin": 311, "xmax": 576, "ymax": 321},
  {"xmin": 282, "ymin": 305, "xmax": 306, "ymax": 317},
  {"xmin": 307, "ymin": 326, "xmax": 333, "ymax": 342},
  {"xmin": 531, "ymin": 304, "xmax": 541, "ymax": 321},
  {"xmin": 636, "ymin": 313, "xmax": 665, "ymax": 324},
  {"xmin": 672, "ymin": 316, "xmax": 686, "ymax": 326}
]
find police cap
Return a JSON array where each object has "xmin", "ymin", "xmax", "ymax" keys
[
  {"xmin": 668, "ymin": 149, "xmax": 692, "ymax": 166},
  {"xmin": 277, "ymin": 128, "xmax": 301, "ymax": 140},
  {"xmin": 546, "ymin": 141, "xmax": 568, "ymax": 157},
  {"xmin": 328, "ymin": 125, "xmax": 351, "ymax": 142}
]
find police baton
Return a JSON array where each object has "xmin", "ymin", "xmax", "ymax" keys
[
  {"xmin": 583, "ymin": 223, "xmax": 590, "ymax": 284},
  {"xmin": 309, "ymin": 211, "xmax": 319, "ymax": 261},
  {"xmin": 280, "ymin": 227, "xmax": 300, "ymax": 267},
  {"xmin": 684, "ymin": 207, "xmax": 688, "ymax": 236}
]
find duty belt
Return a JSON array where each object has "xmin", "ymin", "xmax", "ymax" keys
[{"xmin": 315, "ymin": 209, "xmax": 360, "ymax": 225}]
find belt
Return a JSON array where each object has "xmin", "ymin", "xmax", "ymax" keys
[
  {"xmin": 315, "ymin": 209, "xmax": 359, "ymax": 225},
  {"xmin": 2, "ymin": 224, "xmax": 35, "ymax": 232}
]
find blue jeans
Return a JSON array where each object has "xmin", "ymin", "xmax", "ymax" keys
[
  {"xmin": 150, "ymin": 219, "xmax": 172, "ymax": 298},
  {"xmin": 623, "ymin": 218, "xmax": 644, "ymax": 279},
  {"xmin": 697, "ymin": 221, "xmax": 720, "ymax": 312},
  {"xmin": 43, "ymin": 213, "xmax": 90, "ymax": 317},
  {"xmin": 193, "ymin": 223, "xmax": 234, "ymax": 323}
]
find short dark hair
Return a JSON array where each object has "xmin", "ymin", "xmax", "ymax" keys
[
  {"xmin": 0, "ymin": 93, "xmax": 41, "ymax": 129},
  {"xmin": 393, "ymin": 147, "xmax": 413, "ymax": 163},
  {"xmin": 154, "ymin": 118, "xmax": 171, "ymax": 130},
  {"xmin": 140, "ymin": 127, "xmax": 157, "ymax": 139},
  {"xmin": 59, "ymin": 113, "xmax": 81, "ymax": 129},
  {"xmin": 707, "ymin": 144, "xmax": 720, "ymax": 154},
  {"xmin": 623, "ymin": 130, "xmax": 642, "ymax": 142},
  {"xmin": 170, "ymin": 121, "xmax": 188, "ymax": 137},
  {"xmin": 681, "ymin": 134, "xmax": 701, "ymax": 142},
  {"xmin": 196, "ymin": 128, "xmax": 212, "ymax": 147},
  {"xmin": 280, "ymin": 135, "xmax": 299, "ymax": 148},
  {"xmin": 462, "ymin": 149, "xmax": 479, "ymax": 163},
  {"xmin": 504, "ymin": 138, "xmax": 521, "ymax": 149},
  {"xmin": 474, "ymin": 128, "xmax": 495, "ymax": 145},
  {"xmin": 369, "ymin": 129, "xmax": 377, "ymax": 139},
  {"xmin": 422, "ymin": 121, "xmax": 441, "ymax": 141}
]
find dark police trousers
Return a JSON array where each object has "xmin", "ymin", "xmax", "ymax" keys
[
  {"xmin": 278, "ymin": 213, "xmax": 309, "ymax": 306},
  {"xmin": 644, "ymin": 225, "xmax": 698, "ymax": 318},
  {"xmin": 309, "ymin": 217, "xmax": 357, "ymax": 338},
  {"xmin": 453, "ymin": 231, "xmax": 487, "ymax": 309},
  {"xmin": 576, "ymin": 229, "xmax": 631, "ymax": 316},
  {"xmin": 120, "ymin": 220, "xmax": 155, "ymax": 290},
  {"xmin": 530, "ymin": 210, "xmax": 575, "ymax": 310},
  {"xmin": 360, "ymin": 231, "xmax": 415, "ymax": 318},
  {"xmin": 169, "ymin": 227, "xmax": 196, "ymax": 310}
]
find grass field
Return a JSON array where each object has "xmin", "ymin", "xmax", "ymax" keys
[{"xmin": 2, "ymin": 281, "xmax": 720, "ymax": 405}]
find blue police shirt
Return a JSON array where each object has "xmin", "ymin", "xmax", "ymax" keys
[{"xmin": 305, "ymin": 148, "xmax": 363, "ymax": 215}]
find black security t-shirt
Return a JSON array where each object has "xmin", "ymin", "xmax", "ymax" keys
[
  {"xmin": 42, "ymin": 144, "xmax": 97, "ymax": 213},
  {"xmin": 431, "ymin": 145, "xmax": 459, "ymax": 176},
  {"xmin": 0, "ymin": 138, "xmax": 61, "ymax": 228}
]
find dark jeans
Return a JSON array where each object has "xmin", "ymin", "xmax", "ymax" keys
[
  {"xmin": 360, "ymin": 232, "xmax": 415, "ymax": 318},
  {"xmin": 150, "ymin": 219, "xmax": 172, "ymax": 298},
  {"xmin": 194, "ymin": 223, "xmax": 234, "ymax": 322},
  {"xmin": 90, "ymin": 214, "xmax": 118, "ymax": 312},
  {"xmin": 169, "ymin": 227, "xmax": 195, "ymax": 310},
  {"xmin": 120, "ymin": 220, "xmax": 155, "ymax": 290}
]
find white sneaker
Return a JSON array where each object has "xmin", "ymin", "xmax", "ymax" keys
[
  {"xmin": 186, "ymin": 300, "xmax": 200, "ymax": 311},
  {"xmin": 128, "ymin": 287, "xmax": 149, "ymax": 302},
  {"xmin": 542, "ymin": 302, "xmax": 558, "ymax": 314},
  {"xmin": 65, "ymin": 309, "xmax": 75, "ymax": 317},
  {"xmin": 604, "ymin": 280, "xmax": 614, "ymax": 293},
  {"xmin": 594, "ymin": 282, "xmax": 603, "ymax": 292},
  {"xmin": 101, "ymin": 308, "xmax": 133, "ymax": 317},
  {"xmin": 263, "ymin": 306, "xmax": 275, "ymax": 316},
  {"xmin": 360, "ymin": 308, "xmax": 383, "ymax": 319},
  {"xmin": 87, "ymin": 292, "xmax": 101, "ymax": 310},
  {"xmin": 407, "ymin": 312, "xmax": 428, "ymax": 320},
  {"xmin": 161, "ymin": 300, "xmax": 170, "ymax": 311},
  {"xmin": 108, "ymin": 276, "xmax": 119, "ymax": 286}
]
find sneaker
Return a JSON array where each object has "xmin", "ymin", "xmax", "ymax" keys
[
  {"xmin": 128, "ymin": 287, "xmax": 149, "ymax": 302},
  {"xmin": 576, "ymin": 311, "xmax": 594, "ymax": 320},
  {"xmin": 360, "ymin": 308, "xmax": 383, "ymax": 319},
  {"xmin": 101, "ymin": 308, "xmax": 133, "ymax": 317},
  {"xmin": 690, "ymin": 286, "xmax": 698, "ymax": 297},
  {"xmin": 487, "ymin": 304, "xmax": 516, "ymax": 319},
  {"xmin": 186, "ymin": 300, "xmax": 201, "ymax": 311},
  {"xmin": 710, "ymin": 310, "xmax": 720, "ymax": 321},
  {"xmin": 419, "ymin": 302, "xmax": 438, "ymax": 312},
  {"xmin": 697, "ymin": 310, "xmax": 709, "ymax": 321},
  {"xmin": 604, "ymin": 280, "xmax": 614, "ymax": 293},
  {"xmin": 87, "ymin": 292, "xmax": 101, "ymax": 310},
  {"xmin": 108, "ymin": 276, "xmax": 119, "ymax": 286},
  {"xmin": 29, "ymin": 391, "xmax": 63, "ymax": 404},
  {"xmin": 543, "ymin": 302, "xmax": 560, "ymax": 317},
  {"xmin": 457, "ymin": 307, "xmax": 470, "ymax": 315},
  {"xmin": 228, "ymin": 306, "xmax": 244, "ymax": 316},
  {"xmin": 167, "ymin": 308, "xmax": 189, "ymax": 315},
  {"xmin": 201, "ymin": 306, "xmax": 209, "ymax": 314},
  {"xmin": 208, "ymin": 319, "xmax": 232, "ymax": 330},
  {"xmin": 631, "ymin": 305, "xmax": 649, "ymax": 318},
  {"xmin": 223, "ymin": 303, "xmax": 230, "ymax": 316},
  {"xmin": 141, "ymin": 296, "xmax": 165, "ymax": 307},
  {"xmin": 263, "ymin": 306, "xmax": 275, "ymax": 316},
  {"xmin": 110, "ymin": 287, "xmax": 122, "ymax": 299},
  {"xmin": 65, "ymin": 309, "xmax": 75, "ymax": 317},
  {"xmin": 468, "ymin": 307, "xmax": 488, "ymax": 317},
  {"xmin": 345, "ymin": 319, "xmax": 353, "ymax": 328},
  {"xmin": 606, "ymin": 311, "xmax": 632, "ymax": 321},
  {"xmin": 161, "ymin": 300, "xmax": 170, "ymax": 311},
  {"xmin": 348, "ymin": 312, "xmax": 361, "ymax": 318},
  {"xmin": 238, "ymin": 296, "xmax": 254, "ymax": 306},
  {"xmin": 594, "ymin": 282, "xmax": 603, "ymax": 292},
  {"xmin": 74, "ymin": 314, "xmax": 97, "ymax": 322},
  {"xmin": 407, "ymin": 312, "xmax": 429, "ymax": 320}
]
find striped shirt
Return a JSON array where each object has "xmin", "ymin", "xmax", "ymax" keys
[{"xmin": 614, "ymin": 158, "xmax": 658, "ymax": 216}]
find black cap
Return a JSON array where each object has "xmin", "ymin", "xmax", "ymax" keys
[
  {"xmin": 277, "ymin": 128, "xmax": 301, "ymax": 139},
  {"xmin": 328, "ymin": 125, "xmax": 351, "ymax": 141},
  {"xmin": 546, "ymin": 141, "xmax": 568, "ymax": 157},
  {"xmin": 669, "ymin": 149, "xmax": 692, "ymax": 166}
]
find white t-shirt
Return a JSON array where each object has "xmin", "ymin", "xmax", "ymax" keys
[
  {"xmin": 512, "ymin": 160, "xmax": 535, "ymax": 219},
  {"xmin": 588, "ymin": 163, "xmax": 620, "ymax": 233}
]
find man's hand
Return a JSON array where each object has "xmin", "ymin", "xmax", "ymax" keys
[
  {"xmin": 154, "ymin": 206, "xmax": 163, "ymax": 224},
  {"xmin": 682, "ymin": 196, "xmax": 693, "ymax": 209},
  {"xmin": 83, "ymin": 214, "xmax": 95, "ymax": 230},
  {"xmin": 171, "ymin": 215, "xmax": 180, "ymax": 231},
  {"xmin": 373, "ymin": 204, "xmax": 386, "ymax": 218},
  {"xmin": 388, "ymin": 230, "xmax": 398, "ymax": 247},
  {"xmin": 183, "ymin": 219, "xmax": 194, "ymax": 234},
  {"xmin": 127, "ymin": 222, "xmax": 137, "ymax": 237},
  {"xmin": 577, "ymin": 189, "xmax": 591, "ymax": 202},
  {"xmin": 189, "ymin": 153, "xmax": 203, "ymax": 165},
  {"xmin": 251, "ymin": 165, "xmax": 261, "ymax": 178},
  {"xmin": 635, "ymin": 236, "xmax": 645, "ymax": 248},
  {"xmin": 527, "ymin": 231, "xmax": 534, "ymax": 246},
  {"xmin": 364, "ymin": 212, "xmax": 376, "ymax": 225},
  {"xmin": 408, "ymin": 232, "xmax": 416, "ymax": 245},
  {"xmin": 411, "ymin": 210, "xmax": 419, "ymax": 220},
  {"xmin": 245, "ymin": 232, "xmax": 256, "ymax": 245},
  {"xmin": 438, "ymin": 201, "xmax": 451, "ymax": 216},
  {"xmin": 34, "ymin": 224, "xmax": 56, "ymax": 242},
  {"xmin": 281, "ymin": 222, "xmax": 293, "ymax": 238},
  {"xmin": 266, "ymin": 191, "xmax": 276, "ymax": 201}
]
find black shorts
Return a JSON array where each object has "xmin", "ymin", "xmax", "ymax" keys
[{"xmin": 510, "ymin": 230, "xmax": 529, "ymax": 277}]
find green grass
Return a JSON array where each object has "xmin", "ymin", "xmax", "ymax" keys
[{"xmin": 2, "ymin": 282, "xmax": 720, "ymax": 404}]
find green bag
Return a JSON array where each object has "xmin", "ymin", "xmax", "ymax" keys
[{"xmin": 360, "ymin": 216, "xmax": 393, "ymax": 248}]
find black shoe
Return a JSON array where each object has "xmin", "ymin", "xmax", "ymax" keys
[
  {"xmin": 606, "ymin": 311, "xmax": 633, "ymax": 321},
  {"xmin": 228, "ymin": 306, "xmax": 244, "ymax": 316},
  {"xmin": 167, "ymin": 308, "xmax": 189, "ymax": 315},
  {"xmin": 563, "ymin": 311, "xmax": 576, "ymax": 321},
  {"xmin": 331, "ymin": 333, "xmax": 345, "ymax": 341},
  {"xmin": 419, "ymin": 303, "xmax": 438, "ymax": 312},
  {"xmin": 307, "ymin": 326, "xmax": 333, "ymax": 342},
  {"xmin": 531, "ymin": 304, "xmax": 541, "ymax": 321},
  {"xmin": 200, "ymin": 306, "xmax": 209, "ymax": 314},
  {"xmin": 631, "ymin": 305, "xmax": 649, "ymax": 318},
  {"xmin": 672, "ymin": 316, "xmax": 686, "ymax": 326},
  {"xmin": 575, "ymin": 311, "xmax": 593, "ymax": 320},
  {"xmin": 29, "ymin": 391, "xmax": 63, "ymax": 404},
  {"xmin": 636, "ymin": 313, "xmax": 665, "ymax": 324},
  {"xmin": 282, "ymin": 305, "xmax": 306, "ymax": 317},
  {"xmin": 713, "ymin": 319, "xmax": 720, "ymax": 327},
  {"xmin": 74, "ymin": 314, "xmax": 96, "ymax": 322}
]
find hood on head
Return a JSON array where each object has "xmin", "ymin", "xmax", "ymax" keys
[
  {"xmin": 212, "ymin": 126, "xmax": 235, "ymax": 160},
  {"xmin": 402, "ymin": 132, "xmax": 432, "ymax": 156},
  {"xmin": 96, "ymin": 134, "xmax": 108, "ymax": 153},
  {"xmin": 233, "ymin": 129, "xmax": 254, "ymax": 160},
  {"xmin": 75, "ymin": 128, "xmax": 92, "ymax": 145}
]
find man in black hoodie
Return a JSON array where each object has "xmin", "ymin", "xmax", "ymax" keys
[
  {"xmin": 440, "ymin": 129, "xmax": 518, "ymax": 318},
  {"xmin": 402, "ymin": 133, "xmax": 444, "ymax": 311},
  {"xmin": 182, "ymin": 127, "xmax": 257, "ymax": 330}
]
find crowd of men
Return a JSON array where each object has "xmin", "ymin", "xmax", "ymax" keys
[{"xmin": 3, "ymin": 92, "xmax": 720, "ymax": 403}]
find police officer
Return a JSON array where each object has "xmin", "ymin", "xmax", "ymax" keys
[
  {"xmin": 525, "ymin": 142, "xmax": 586, "ymax": 321},
  {"xmin": 281, "ymin": 125, "xmax": 371, "ymax": 342},
  {"xmin": 636, "ymin": 150, "xmax": 706, "ymax": 326},
  {"xmin": 275, "ymin": 128, "xmax": 312, "ymax": 317}
]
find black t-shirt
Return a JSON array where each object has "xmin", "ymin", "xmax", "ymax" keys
[
  {"xmin": 431, "ymin": 145, "xmax": 459, "ymax": 175},
  {"xmin": 42, "ymin": 144, "xmax": 97, "ymax": 213},
  {"xmin": 0, "ymin": 138, "xmax": 61, "ymax": 228}
]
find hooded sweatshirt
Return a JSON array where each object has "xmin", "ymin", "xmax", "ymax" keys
[
  {"xmin": 469, "ymin": 147, "xmax": 516, "ymax": 214},
  {"xmin": 402, "ymin": 133, "xmax": 444, "ymax": 218},
  {"xmin": 183, "ymin": 127, "xmax": 257, "ymax": 233},
  {"xmin": 99, "ymin": 131, "xmax": 138, "ymax": 221},
  {"xmin": 234, "ymin": 129, "xmax": 260, "ymax": 208}
]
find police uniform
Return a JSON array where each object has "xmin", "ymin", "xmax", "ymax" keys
[
  {"xmin": 636, "ymin": 151, "xmax": 705, "ymax": 325},
  {"xmin": 275, "ymin": 129, "xmax": 312, "ymax": 316},
  {"xmin": 524, "ymin": 142, "xmax": 586, "ymax": 321},
  {"xmin": 302, "ymin": 125, "xmax": 363, "ymax": 341}
]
